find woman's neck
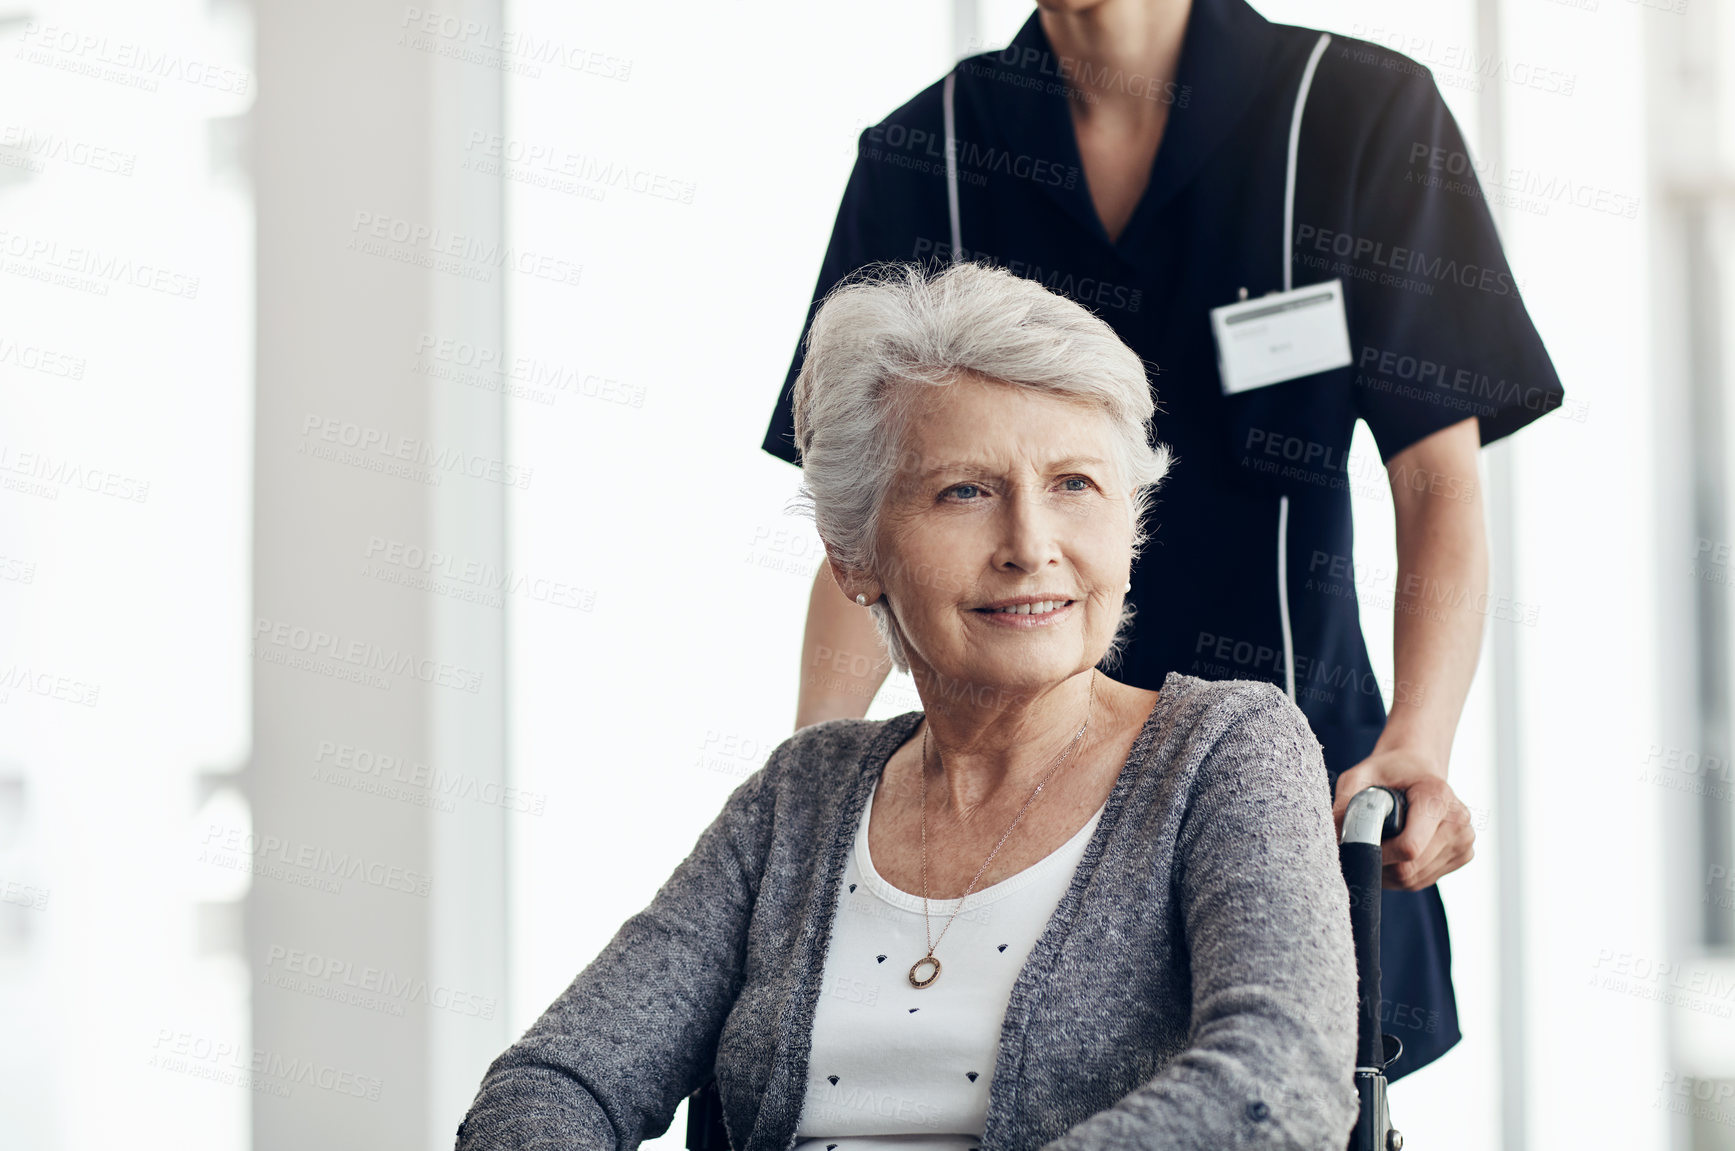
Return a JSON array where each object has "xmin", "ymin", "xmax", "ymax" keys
[
  {"xmin": 910, "ymin": 667, "xmax": 1115, "ymax": 817},
  {"xmin": 1038, "ymin": 0, "xmax": 1193, "ymax": 123}
]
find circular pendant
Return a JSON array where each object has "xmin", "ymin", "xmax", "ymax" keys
[{"xmin": 908, "ymin": 955, "xmax": 941, "ymax": 989}]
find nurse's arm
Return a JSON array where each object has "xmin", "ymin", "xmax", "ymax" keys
[
  {"xmin": 1331, "ymin": 415, "xmax": 1484, "ymax": 890},
  {"xmin": 794, "ymin": 562, "xmax": 891, "ymax": 729}
]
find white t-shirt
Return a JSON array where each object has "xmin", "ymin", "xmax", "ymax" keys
[{"xmin": 793, "ymin": 775, "xmax": 1108, "ymax": 1151}]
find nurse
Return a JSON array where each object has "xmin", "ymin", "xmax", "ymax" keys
[{"xmin": 760, "ymin": 0, "xmax": 1564, "ymax": 1081}]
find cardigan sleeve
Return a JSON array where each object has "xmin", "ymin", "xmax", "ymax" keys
[
  {"xmin": 454, "ymin": 757, "xmax": 780, "ymax": 1150},
  {"xmin": 1039, "ymin": 683, "xmax": 1359, "ymax": 1150}
]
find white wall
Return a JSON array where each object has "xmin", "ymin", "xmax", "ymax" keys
[{"xmin": 0, "ymin": 1, "xmax": 253, "ymax": 1147}]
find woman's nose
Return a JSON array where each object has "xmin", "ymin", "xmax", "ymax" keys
[{"xmin": 991, "ymin": 489, "xmax": 1063, "ymax": 573}]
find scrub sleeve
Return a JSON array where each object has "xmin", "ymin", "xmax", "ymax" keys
[{"xmin": 1331, "ymin": 50, "xmax": 1566, "ymax": 455}]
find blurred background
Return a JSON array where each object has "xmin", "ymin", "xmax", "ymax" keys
[{"xmin": 0, "ymin": 0, "xmax": 1729, "ymax": 1148}]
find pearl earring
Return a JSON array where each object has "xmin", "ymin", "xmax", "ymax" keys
[
  {"xmin": 855, "ymin": 594, "xmax": 868, "ymax": 606},
  {"xmin": 1124, "ymin": 581, "xmax": 1132, "ymax": 592}
]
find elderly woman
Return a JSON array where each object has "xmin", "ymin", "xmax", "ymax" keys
[{"xmin": 456, "ymin": 262, "xmax": 1357, "ymax": 1151}]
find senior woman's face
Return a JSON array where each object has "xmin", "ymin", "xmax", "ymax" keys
[{"xmin": 874, "ymin": 372, "xmax": 1133, "ymax": 695}]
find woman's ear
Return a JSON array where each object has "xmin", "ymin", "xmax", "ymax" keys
[{"xmin": 823, "ymin": 547, "xmax": 879, "ymax": 607}]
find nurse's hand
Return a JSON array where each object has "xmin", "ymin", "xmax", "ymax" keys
[{"xmin": 1331, "ymin": 750, "xmax": 1476, "ymax": 890}]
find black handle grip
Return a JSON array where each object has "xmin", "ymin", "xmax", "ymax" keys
[
  {"xmin": 1381, "ymin": 788, "xmax": 1406, "ymax": 842},
  {"xmin": 686, "ymin": 1079, "xmax": 729, "ymax": 1151},
  {"xmin": 1339, "ymin": 840, "xmax": 1385, "ymax": 1069}
]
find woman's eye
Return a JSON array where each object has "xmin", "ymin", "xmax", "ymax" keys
[
  {"xmin": 1060, "ymin": 476, "xmax": 1093, "ymax": 492},
  {"xmin": 946, "ymin": 483, "xmax": 982, "ymax": 500}
]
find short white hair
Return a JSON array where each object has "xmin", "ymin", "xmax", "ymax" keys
[{"xmin": 790, "ymin": 261, "xmax": 1173, "ymax": 674}]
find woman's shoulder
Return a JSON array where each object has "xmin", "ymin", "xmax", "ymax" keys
[
  {"xmin": 760, "ymin": 712, "xmax": 923, "ymax": 792},
  {"xmin": 1145, "ymin": 672, "xmax": 1301, "ymax": 730},
  {"xmin": 704, "ymin": 715, "xmax": 919, "ymax": 846},
  {"xmin": 1133, "ymin": 674, "xmax": 1322, "ymax": 782}
]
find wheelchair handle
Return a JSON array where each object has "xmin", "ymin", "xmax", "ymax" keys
[
  {"xmin": 1339, "ymin": 785, "xmax": 1405, "ymax": 847},
  {"xmin": 1338, "ymin": 783, "xmax": 1409, "ymax": 1151}
]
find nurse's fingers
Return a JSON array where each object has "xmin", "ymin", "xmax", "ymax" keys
[
  {"xmin": 1330, "ymin": 752, "xmax": 1436, "ymax": 829},
  {"xmin": 1382, "ymin": 791, "xmax": 1476, "ymax": 889},
  {"xmin": 1379, "ymin": 775, "xmax": 1453, "ymax": 876},
  {"xmin": 1386, "ymin": 836, "xmax": 1475, "ymax": 891}
]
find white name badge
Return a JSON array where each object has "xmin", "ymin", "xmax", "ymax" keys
[{"xmin": 1209, "ymin": 278, "xmax": 1354, "ymax": 395}]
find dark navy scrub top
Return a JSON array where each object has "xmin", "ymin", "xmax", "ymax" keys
[{"xmin": 761, "ymin": 0, "xmax": 1564, "ymax": 1080}]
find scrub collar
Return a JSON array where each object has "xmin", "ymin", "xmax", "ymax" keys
[{"xmin": 962, "ymin": 0, "xmax": 1286, "ymax": 254}]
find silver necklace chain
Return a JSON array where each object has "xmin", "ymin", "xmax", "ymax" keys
[{"xmin": 909, "ymin": 670, "xmax": 1098, "ymax": 989}]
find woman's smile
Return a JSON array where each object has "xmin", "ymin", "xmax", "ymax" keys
[{"xmin": 970, "ymin": 596, "xmax": 1078, "ymax": 628}]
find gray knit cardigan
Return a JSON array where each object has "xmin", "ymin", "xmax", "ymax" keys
[{"xmin": 456, "ymin": 673, "xmax": 1359, "ymax": 1151}]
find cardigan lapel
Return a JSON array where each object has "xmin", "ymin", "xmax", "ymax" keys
[
  {"xmin": 977, "ymin": 697, "xmax": 1167, "ymax": 1149},
  {"xmin": 748, "ymin": 711, "xmax": 925, "ymax": 1151}
]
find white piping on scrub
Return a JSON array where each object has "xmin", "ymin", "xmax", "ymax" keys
[
  {"xmin": 943, "ymin": 70, "xmax": 962, "ymax": 263},
  {"xmin": 1276, "ymin": 32, "xmax": 1331, "ymax": 705},
  {"xmin": 1277, "ymin": 495, "xmax": 1296, "ymax": 702},
  {"xmin": 1284, "ymin": 34, "xmax": 1331, "ymax": 293}
]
